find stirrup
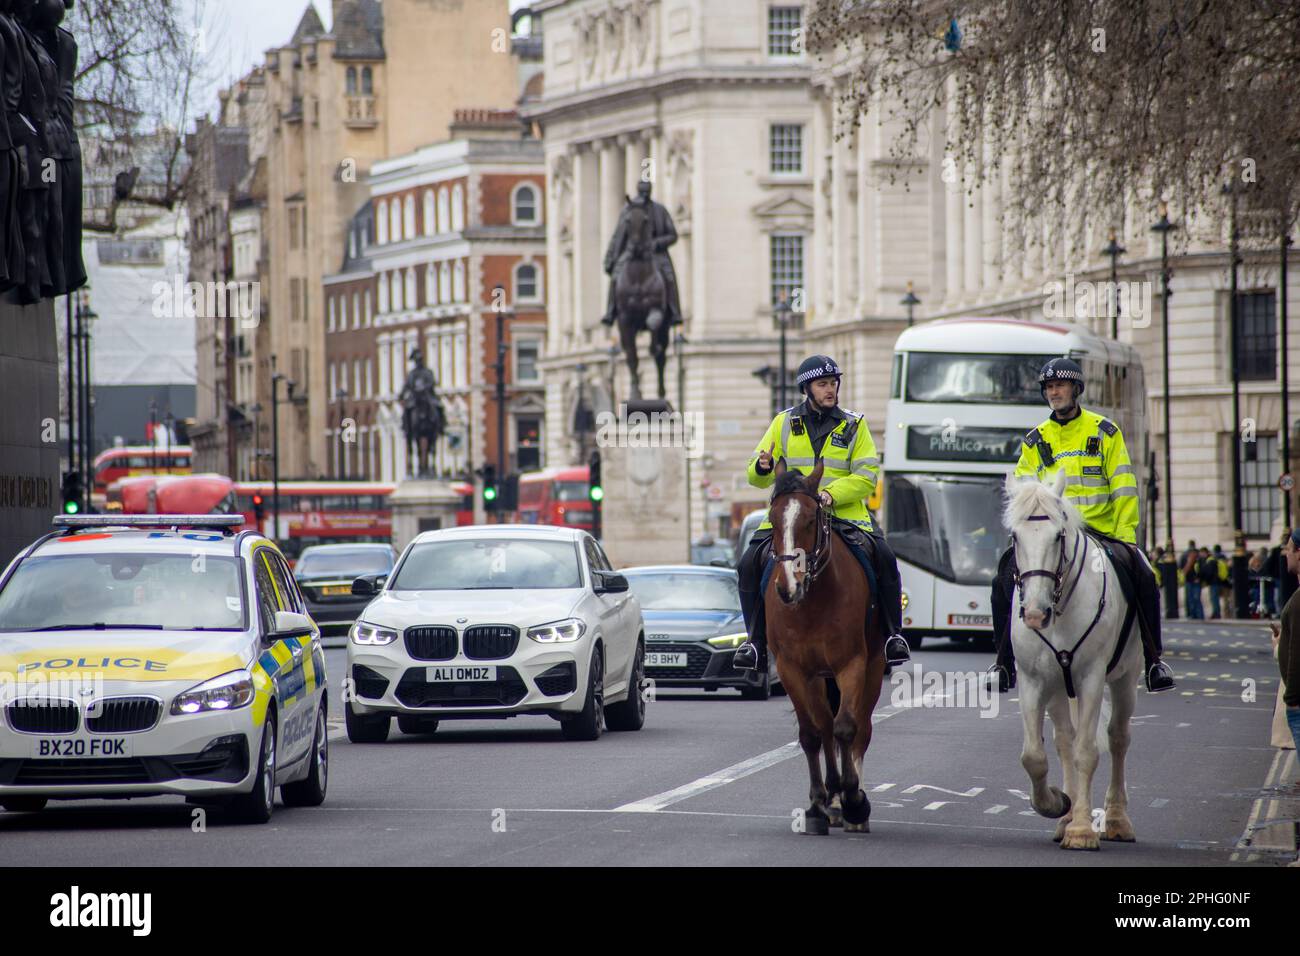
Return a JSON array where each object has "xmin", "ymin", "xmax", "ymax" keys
[
  {"xmin": 884, "ymin": 634, "xmax": 911, "ymax": 666},
  {"xmin": 986, "ymin": 662, "xmax": 1015, "ymax": 694},
  {"xmin": 1145, "ymin": 661, "xmax": 1176, "ymax": 693},
  {"xmin": 732, "ymin": 641, "xmax": 760, "ymax": 672}
]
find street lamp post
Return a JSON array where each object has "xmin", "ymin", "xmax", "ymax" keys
[
  {"xmin": 65, "ymin": 297, "xmax": 76, "ymax": 488},
  {"xmin": 1151, "ymin": 202, "xmax": 1179, "ymax": 618},
  {"xmin": 79, "ymin": 294, "xmax": 97, "ymax": 510},
  {"xmin": 1102, "ymin": 232, "xmax": 1126, "ymax": 340},
  {"xmin": 1224, "ymin": 182, "xmax": 1250, "ymax": 619},
  {"xmin": 900, "ymin": 282, "xmax": 920, "ymax": 328},
  {"xmin": 493, "ymin": 286, "xmax": 512, "ymax": 524},
  {"xmin": 249, "ymin": 403, "xmax": 262, "ymax": 481},
  {"xmin": 1281, "ymin": 226, "xmax": 1293, "ymax": 531},
  {"xmin": 270, "ymin": 355, "xmax": 292, "ymax": 543}
]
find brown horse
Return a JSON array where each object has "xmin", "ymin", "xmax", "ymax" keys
[{"xmin": 766, "ymin": 458, "xmax": 887, "ymax": 835}]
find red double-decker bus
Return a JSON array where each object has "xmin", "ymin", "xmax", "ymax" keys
[
  {"xmin": 92, "ymin": 445, "xmax": 192, "ymax": 494},
  {"xmin": 516, "ymin": 465, "xmax": 592, "ymax": 531}
]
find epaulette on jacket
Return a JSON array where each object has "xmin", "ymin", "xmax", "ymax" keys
[
  {"xmin": 1098, "ymin": 418, "xmax": 1118, "ymax": 436},
  {"xmin": 1024, "ymin": 427, "xmax": 1042, "ymax": 446}
]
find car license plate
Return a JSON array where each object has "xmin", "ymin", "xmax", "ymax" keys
[
  {"xmin": 31, "ymin": 737, "xmax": 133, "ymax": 758},
  {"xmin": 645, "ymin": 652, "xmax": 688, "ymax": 668},
  {"xmin": 949, "ymin": 613, "xmax": 991, "ymax": 627},
  {"xmin": 320, "ymin": 585, "xmax": 352, "ymax": 596},
  {"xmin": 427, "ymin": 665, "xmax": 496, "ymax": 682}
]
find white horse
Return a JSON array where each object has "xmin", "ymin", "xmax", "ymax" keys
[{"xmin": 1003, "ymin": 471, "xmax": 1144, "ymax": 851}]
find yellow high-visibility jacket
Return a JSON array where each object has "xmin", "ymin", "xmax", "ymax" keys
[
  {"xmin": 746, "ymin": 403, "xmax": 880, "ymax": 533},
  {"xmin": 1013, "ymin": 407, "xmax": 1139, "ymax": 544}
]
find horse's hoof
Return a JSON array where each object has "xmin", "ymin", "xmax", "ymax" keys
[
  {"xmin": 1044, "ymin": 788, "xmax": 1072, "ymax": 819},
  {"xmin": 844, "ymin": 820, "xmax": 869, "ymax": 834},
  {"xmin": 1102, "ymin": 816, "xmax": 1137, "ymax": 842},
  {"xmin": 1060, "ymin": 825, "xmax": 1101, "ymax": 851},
  {"xmin": 827, "ymin": 806, "xmax": 844, "ymax": 828},
  {"xmin": 804, "ymin": 814, "xmax": 830, "ymax": 836},
  {"xmin": 1053, "ymin": 818, "xmax": 1067, "ymax": 843},
  {"xmin": 841, "ymin": 790, "xmax": 870, "ymax": 827}
]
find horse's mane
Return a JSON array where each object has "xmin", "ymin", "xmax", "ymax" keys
[
  {"xmin": 772, "ymin": 469, "xmax": 813, "ymax": 500},
  {"xmin": 1003, "ymin": 477, "xmax": 1085, "ymax": 535}
]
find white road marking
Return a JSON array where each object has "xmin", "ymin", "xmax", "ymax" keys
[
  {"xmin": 901, "ymin": 784, "xmax": 985, "ymax": 797},
  {"xmin": 1231, "ymin": 748, "xmax": 1296, "ymax": 862},
  {"xmin": 984, "ymin": 805, "xmax": 1008, "ymax": 814},
  {"xmin": 922, "ymin": 801, "xmax": 950, "ymax": 811},
  {"xmin": 1149, "ymin": 798, "xmax": 1169, "ymax": 808},
  {"xmin": 870, "ymin": 783, "xmax": 896, "ymax": 792}
]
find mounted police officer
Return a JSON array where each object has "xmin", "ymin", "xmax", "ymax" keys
[
  {"xmin": 733, "ymin": 355, "xmax": 911, "ymax": 674},
  {"xmin": 988, "ymin": 357, "xmax": 1176, "ymax": 694}
]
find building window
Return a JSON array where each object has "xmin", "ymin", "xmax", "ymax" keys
[
  {"xmin": 453, "ymin": 260, "xmax": 466, "ymax": 302},
  {"xmin": 346, "ymin": 66, "xmax": 357, "ymax": 95},
  {"xmin": 423, "ymin": 190, "xmax": 435, "ymax": 237},
  {"xmin": 770, "ymin": 234, "xmax": 803, "ymax": 309},
  {"xmin": 515, "ymin": 262, "xmax": 539, "ymax": 302},
  {"xmin": 96, "ymin": 238, "xmax": 163, "ymax": 265},
  {"xmin": 770, "ymin": 124, "xmax": 803, "ymax": 174},
  {"xmin": 391, "ymin": 271, "xmax": 403, "ymax": 312},
  {"xmin": 451, "ymin": 183, "xmax": 465, "ymax": 231},
  {"xmin": 516, "ymin": 416, "xmax": 542, "ymax": 472},
  {"xmin": 361, "ymin": 66, "xmax": 373, "ymax": 95},
  {"xmin": 513, "ymin": 183, "xmax": 538, "ymax": 224},
  {"xmin": 327, "ymin": 295, "xmax": 336, "ymax": 332},
  {"xmin": 438, "ymin": 187, "xmax": 450, "ymax": 233},
  {"xmin": 364, "ymin": 290, "xmax": 372, "ymax": 326},
  {"xmin": 767, "ymin": 6, "xmax": 802, "ymax": 56},
  {"xmin": 426, "ymin": 264, "xmax": 438, "ymax": 305},
  {"xmin": 454, "ymin": 332, "xmax": 467, "ymax": 388},
  {"xmin": 389, "ymin": 199, "xmax": 402, "ymax": 243},
  {"xmin": 403, "ymin": 195, "xmax": 416, "ymax": 240},
  {"xmin": 329, "ymin": 362, "xmax": 337, "ymax": 400},
  {"xmin": 441, "ymin": 335, "xmax": 453, "ymax": 390},
  {"xmin": 376, "ymin": 200, "xmax": 388, "ymax": 244},
  {"xmin": 289, "ymin": 207, "xmax": 301, "ymax": 250},
  {"xmin": 290, "ymin": 278, "xmax": 302, "ymax": 321},
  {"xmin": 404, "ymin": 267, "xmax": 417, "ymax": 311},
  {"xmin": 378, "ymin": 273, "xmax": 389, "ymax": 313},
  {"xmin": 515, "ymin": 338, "xmax": 541, "ymax": 383},
  {"xmin": 365, "ymin": 359, "xmax": 373, "ymax": 398},
  {"xmin": 1234, "ymin": 291, "xmax": 1277, "ymax": 382},
  {"xmin": 352, "ymin": 292, "xmax": 360, "ymax": 329},
  {"xmin": 439, "ymin": 262, "xmax": 451, "ymax": 303},
  {"xmin": 1240, "ymin": 433, "xmax": 1280, "ymax": 537}
]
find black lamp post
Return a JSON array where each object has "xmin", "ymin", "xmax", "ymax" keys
[
  {"xmin": 1223, "ymin": 181, "xmax": 1250, "ymax": 619},
  {"xmin": 1151, "ymin": 202, "xmax": 1179, "ymax": 618},
  {"xmin": 492, "ymin": 285, "xmax": 513, "ymax": 524},
  {"xmin": 1280, "ymin": 225, "xmax": 1293, "ymax": 532},
  {"xmin": 900, "ymin": 282, "xmax": 920, "ymax": 328},
  {"xmin": 1102, "ymin": 231, "xmax": 1126, "ymax": 339},
  {"xmin": 270, "ymin": 355, "xmax": 294, "ymax": 543},
  {"xmin": 78, "ymin": 292, "xmax": 97, "ymax": 510}
]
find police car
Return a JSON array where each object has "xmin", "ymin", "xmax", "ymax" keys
[{"xmin": 0, "ymin": 515, "xmax": 329, "ymax": 823}]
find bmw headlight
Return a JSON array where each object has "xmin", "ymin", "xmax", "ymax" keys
[
  {"xmin": 527, "ymin": 618, "xmax": 586, "ymax": 643},
  {"xmin": 171, "ymin": 670, "xmax": 254, "ymax": 715},
  {"xmin": 351, "ymin": 621, "xmax": 399, "ymax": 646},
  {"xmin": 707, "ymin": 632, "xmax": 747, "ymax": 649}
]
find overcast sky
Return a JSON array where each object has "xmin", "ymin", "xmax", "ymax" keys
[{"xmin": 187, "ymin": 0, "xmax": 533, "ymax": 117}]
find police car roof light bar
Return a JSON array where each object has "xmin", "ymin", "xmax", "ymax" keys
[{"xmin": 52, "ymin": 514, "xmax": 245, "ymax": 534}]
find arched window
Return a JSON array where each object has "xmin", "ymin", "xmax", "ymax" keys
[
  {"xmin": 403, "ymin": 195, "xmax": 416, "ymax": 239},
  {"xmin": 512, "ymin": 183, "xmax": 538, "ymax": 224},
  {"xmin": 363, "ymin": 290, "xmax": 371, "ymax": 325},
  {"xmin": 361, "ymin": 66, "xmax": 373, "ymax": 95},
  {"xmin": 515, "ymin": 262, "xmax": 540, "ymax": 302},
  {"xmin": 437, "ymin": 187, "xmax": 450, "ymax": 233},
  {"xmin": 439, "ymin": 262, "xmax": 451, "ymax": 303},
  {"xmin": 377, "ymin": 272, "xmax": 389, "ymax": 313},
  {"xmin": 426, "ymin": 264, "xmax": 438, "ymax": 305},
  {"xmin": 328, "ymin": 296, "xmax": 336, "ymax": 332},
  {"xmin": 451, "ymin": 183, "xmax": 465, "ymax": 231},
  {"xmin": 338, "ymin": 295, "xmax": 347, "ymax": 329},
  {"xmin": 346, "ymin": 67, "xmax": 357, "ymax": 95},
  {"xmin": 352, "ymin": 293, "xmax": 360, "ymax": 329},
  {"xmin": 389, "ymin": 198, "xmax": 402, "ymax": 243},
  {"xmin": 423, "ymin": 190, "xmax": 435, "ymax": 237},
  {"xmin": 404, "ymin": 267, "xmax": 417, "ymax": 310},
  {"xmin": 375, "ymin": 200, "xmax": 388, "ymax": 244},
  {"xmin": 453, "ymin": 260, "xmax": 466, "ymax": 302},
  {"xmin": 390, "ymin": 271, "xmax": 403, "ymax": 312}
]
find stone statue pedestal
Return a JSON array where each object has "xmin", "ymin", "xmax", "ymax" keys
[
  {"xmin": 388, "ymin": 479, "xmax": 463, "ymax": 554},
  {"xmin": 599, "ymin": 415, "xmax": 688, "ymax": 569}
]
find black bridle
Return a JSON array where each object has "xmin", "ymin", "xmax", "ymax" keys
[
  {"xmin": 1012, "ymin": 512, "xmax": 1108, "ymax": 699},
  {"xmin": 771, "ymin": 487, "xmax": 832, "ymax": 593}
]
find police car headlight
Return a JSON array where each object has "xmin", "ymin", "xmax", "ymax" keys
[
  {"xmin": 527, "ymin": 618, "xmax": 586, "ymax": 643},
  {"xmin": 351, "ymin": 621, "xmax": 399, "ymax": 646},
  {"xmin": 171, "ymin": 670, "xmax": 254, "ymax": 715}
]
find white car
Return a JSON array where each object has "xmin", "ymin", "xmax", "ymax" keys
[
  {"xmin": 345, "ymin": 525, "xmax": 645, "ymax": 742},
  {"xmin": 0, "ymin": 515, "xmax": 330, "ymax": 823}
]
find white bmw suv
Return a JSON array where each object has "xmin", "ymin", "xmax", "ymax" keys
[{"xmin": 345, "ymin": 525, "xmax": 645, "ymax": 742}]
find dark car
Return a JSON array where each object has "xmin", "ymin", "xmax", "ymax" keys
[
  {"xmin": 620, "ymin": 564, "xmax": 782, "ymax": 700},
  {"xmin": 294, "ymin": 543, "xmax": 397, "ymax": 635},
  {"xmin": 690, "ymin": 535, "xmax": 735, "ymax": 568}
]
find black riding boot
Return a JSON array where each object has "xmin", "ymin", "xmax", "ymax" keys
[
  {"xmin": 734, "ymin": 534, "xmax": 770, "ymax": 673},
  {"xmin": 1131, "ymin": 550, "xmax": 1176, "ymax": 693},
  {"xmin": 867, "ymin": 532, "xmax": 910, "ymax": 665},
  {"xmin": 987, "ymin": 547, "xmax": 1017, "ymax": 692}
]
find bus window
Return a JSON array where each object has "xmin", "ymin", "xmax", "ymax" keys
[
  {"xmin": 890, "ymin": 353, "xmax": 904, "ymax": 400},
  {"xmin": 904, "ymin": 353, "xmax": 1056, "ymax": 405}
]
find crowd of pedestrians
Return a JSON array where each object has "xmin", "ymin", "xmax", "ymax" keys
[{"xmin": 1149, "ymin": 536, "xmax": 1290, "ymax": 619}]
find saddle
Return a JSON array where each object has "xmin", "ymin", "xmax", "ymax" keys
[
  {"xmin": 1081, "ymin": 529, "xmax": 1143, "ymax": 676},
  {"xmin": 756, "ymin": 521, "xmax": 881, "ymax": 638}
]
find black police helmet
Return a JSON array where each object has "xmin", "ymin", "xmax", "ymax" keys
[
  {"xmin": 795, "ymin": 355, "xmax": 842, "ymax": 394},
  {"xmin": 1039, "ymin": 357, "xmax": 1085, "ymax": 400}
]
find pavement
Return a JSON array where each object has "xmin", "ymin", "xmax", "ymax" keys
[{"xmin": 0, "ymin": 620, "xmax": 1294, "ymax": 867}]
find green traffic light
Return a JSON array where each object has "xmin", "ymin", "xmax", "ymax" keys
[
  {"xmin": 63, "ymin": 500, "xmax": 80, "ymax": 514},
  {"xmin": 589, "ymin": 486, "xmax": 604, "ymax": 502},
  {"xmin": 483, "ymin": 486, "xmax": 498, "ymax": 501}
]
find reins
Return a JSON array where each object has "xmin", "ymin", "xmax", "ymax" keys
[{"xmin": 771, "ymin": 487, "xmax": 833, "ymax": 588}]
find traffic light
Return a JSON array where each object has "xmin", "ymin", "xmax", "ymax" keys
[
  {"xmin": 61, "ymin": 471, "xmax": 82, "ymax": 515},
  {"xmin": 252, "ymin": 494, "xmax": 266, "ymax": 530},
  {"xmin": 588, "ymin": 451, "xmax": 603, "ymax": 503},
  {"xmin": 480, "ymin": 464, "xmax": 498, "ymax": 510}
]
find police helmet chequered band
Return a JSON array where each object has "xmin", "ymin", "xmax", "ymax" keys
[
  {"xmin": 1039, "ymin": 357, "xmax": 1084, "ymax": 393},
  {"xmin": 795, "ymin": 355, "xmax": 842, "ymax": 389}
]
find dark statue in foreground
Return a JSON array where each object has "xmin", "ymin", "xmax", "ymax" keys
[
  {"xmin": 601, "ymin": 179, "xmax": 682, "ymax": 403},
  {"xmin": 399, "ymin": 347, "xmax": 446, "ymax": 479},
  {"xmin": 0, "ymin": 0, "xmax": 85, "ymax": 305}
]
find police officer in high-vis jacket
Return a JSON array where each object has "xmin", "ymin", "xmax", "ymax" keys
[
  {"xmin": 733, "ymin": 355, "xmax": 912, "ymax": 673},
  {"xmin": 988, "ymin": 357, "xmax": 1176, "ymax": 694}
]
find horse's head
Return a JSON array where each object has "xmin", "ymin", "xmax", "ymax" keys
[
  {"xmin": 1003, "ymin": 470, "xmax": 1080, "ymax": 630},
  {"xmin": 769, "ymin": 457, "xmax": 826, "ymax": 605},
  {"xmin": 624, "ymin": 200, "xmax": 652, "ymax": 258}
]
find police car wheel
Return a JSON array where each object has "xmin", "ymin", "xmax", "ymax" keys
[
  {"xmin": 282, "ymin": 704, "xmax": 328, "ymax": 808},
  {"xmin": 345, "ymin": 700, "xmax": 390, "ymax": 743},
  {"xmin": 1, "ymin": 797, "xmax": 47, "ymax": 812},
  {"xmin": 229, "ymin": 718, "xmax": 276, "ymax": 824},
  {"xmin": 396, "ymin": 714, "xmax": 440, "ymax": 735}
]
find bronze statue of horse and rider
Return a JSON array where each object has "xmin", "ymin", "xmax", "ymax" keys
[{"xmin": 399, "ymin": 347, "xmax": 446, "ymax": 478}]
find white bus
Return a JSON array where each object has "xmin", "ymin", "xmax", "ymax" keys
[{"xmin": 881, "ymin": 317, "xmax": 1149, "ymax": 648}]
